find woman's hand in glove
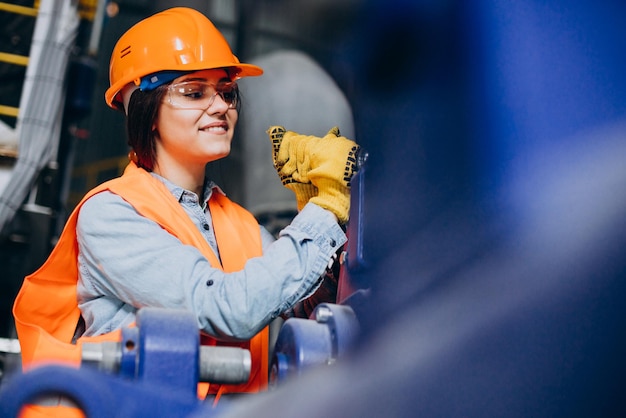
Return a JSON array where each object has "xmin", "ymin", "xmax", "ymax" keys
[
  {"xmin": 267, "ymin": 125, "xmax": 317, "ymax": 211},
  {"xmin": 268, "ymin": 125, "xmax": 360, "ymax": 223}
]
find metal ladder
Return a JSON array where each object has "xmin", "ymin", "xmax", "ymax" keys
[{"xmin": 0, "ymin": 1, "xmax": 38, "ymax": 158}]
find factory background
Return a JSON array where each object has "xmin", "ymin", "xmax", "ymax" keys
[{"xmin": 0, "ymin": 0, "xmax": 358, "ymax": 339}]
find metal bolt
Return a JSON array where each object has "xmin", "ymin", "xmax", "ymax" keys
[{"xmin": 315, "ymin": 305, "xmax": 333, "ymax": 323}]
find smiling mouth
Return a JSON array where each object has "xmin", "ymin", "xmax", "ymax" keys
[{"xmin": 201, "ymin": 125, "xmax": 228, "ymax": 133}]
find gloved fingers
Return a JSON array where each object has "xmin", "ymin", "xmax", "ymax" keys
[
  {"xmin": 271, "ymin": 128, "xmax": 303, "ymax": 185},
  {"xmin": 269, "ymin": 126, "xmax": 360, "ymax": 193},
  {"xmin": 344, "ymin": 142, "xmax": 361, "ymax": 187},
  {"xmin": 268, "ymin": 126, "xmax": 305, "ymax": 186},
  {"xmin": 278, "ymin": 131, "xmax": 318, "ymax": 183},
  {"xmin": 275, "ymin": 130, "xmax": 307, "ymax": 176},
  {"xmin": 292, "ymin": 136, "xmax": 314, "ymax": 182},
  {"xmin": 309, "ymin": 137, "xmax": 359, "ymax": 174},
  {"xmin": 269, "ymin": 126, "xmax": 308, "ymax": 170},
  {"xmin": 267, "ymin": 125, "xmax": 286, "ymax": 168},
  {"xmin": 279, "ymin": 139, "xmax": 300, "ymax": 181},
  {"xmin": 326, "ymin": 126, "xmax": 341, "ymax": 137},
  {"xmin": 278, "ymin": 164, "xmax": 297, "ymax": 185}
]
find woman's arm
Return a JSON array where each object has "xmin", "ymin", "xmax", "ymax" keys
[{"xmin": 76, "ymin": 191, "xmax": 345, "ymax": 341}]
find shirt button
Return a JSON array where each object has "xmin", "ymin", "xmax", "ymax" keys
[
  {"xmin": 206, "ymin": 279, "xmax": 214, "ymax": 286},
  {"xmin": 329, "ymin": 239, "xmax": 336, "ymax": 247},
  {"xmin": 203, "ymin": 223, "xmax": 210, "ymax": 230}
]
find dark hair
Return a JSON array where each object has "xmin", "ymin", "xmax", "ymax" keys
[{"xmin": 125, "ymin": 85, "xmax": 168, "ymax": 171}]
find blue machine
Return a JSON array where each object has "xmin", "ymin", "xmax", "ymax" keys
[
  {"xmin": 0, "ymin": 302, "xmax": 361, "ymax": 417},
  {"xmin": 0, "ymin": 308, "xmax": 249, "ymax": 417},
  {"xmin": 270, "ymin": 303, "xmax": 360, "ymax": 385}
]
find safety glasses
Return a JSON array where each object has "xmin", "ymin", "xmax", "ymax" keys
[{"xmin": 166, "ymin": 80, "xmax": 239, "ymax": 110}]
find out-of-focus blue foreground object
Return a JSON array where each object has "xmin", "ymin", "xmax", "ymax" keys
[{"xmin": 217, "ymin": 0, "xmax": 626, "ymax": 417}]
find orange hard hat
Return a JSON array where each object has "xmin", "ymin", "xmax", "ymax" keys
[{"xmin": 105, "ymin": 7, "xmax": 263, "ymax": 109}]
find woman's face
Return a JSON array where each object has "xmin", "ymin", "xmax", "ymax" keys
[{"xmin": 153, "ymin": 69, "xmax": 238, "ymax": 171}]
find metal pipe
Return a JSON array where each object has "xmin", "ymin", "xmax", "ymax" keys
[
  {"xmin": 82, "ymin": 342, "xmax": 251, "ymax": 385},
  {"xmin": 198, "ymin": 345, "xmax": 251, "ymax": 384}
]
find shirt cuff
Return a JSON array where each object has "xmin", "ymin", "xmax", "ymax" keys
[{"xmin": 282, "ymin": 202, "xmax": 347, "ymax": 255}]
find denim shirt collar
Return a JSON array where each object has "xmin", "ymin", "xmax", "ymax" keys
[{"xmin": 149, "ymin": 172, "xmax": 225, "ymax": 210}]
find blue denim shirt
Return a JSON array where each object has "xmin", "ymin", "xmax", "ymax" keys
[{"xmin": 76, "ymin": 173, "xmax": 346, "ymax": 341}]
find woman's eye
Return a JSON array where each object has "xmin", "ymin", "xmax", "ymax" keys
[
  {"xmin": 222, "ymin": 90, "xmax": 234, "ymax": 100},
  {"xmin": 220, "ymin": 85, "xmax": 237, "ymax": 101},
  {"xmin": 180, "ymin": 84, "xmax": 206, "ymax": 99},
  {"xmin": 184, "ymin": 89, "xmax": 204, "ymax": 99}
]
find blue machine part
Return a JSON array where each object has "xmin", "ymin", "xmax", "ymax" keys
[
  {"xmin": 0, "ymin": 364, "xmax": 207, "ymax": 418},
  {"xmin": 270, "ymin": 303, "xmax": 360, "ymax": 385},
  {"xmin": 81, "ymin": 307, "xmax": 201, "ymax": 394},
  {"xmin": 134, "ymin": 307, "xmax": 200, "ymax": 393},
  {"xmin": 0, "ymin": 307, "xmax": 251, "ymax": 417},
  {"xmin": 346, "ymin": 152, "xmax": 368, "ymax": 276}
]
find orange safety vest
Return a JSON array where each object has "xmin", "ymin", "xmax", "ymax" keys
[{"xmin": 13, "ymin": 162, "xmax": 268, "ymax": 417}]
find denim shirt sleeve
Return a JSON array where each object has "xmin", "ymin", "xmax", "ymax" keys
[{"xmin": 76, "ymin": 191, "xmax": 345, "ymax": 341}]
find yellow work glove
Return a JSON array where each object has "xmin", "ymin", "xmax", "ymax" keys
[
  {"xmin": 267, "ymin": 125, "xmax": 317, "ymax": 211},
  {"xmin": 270, "ymin": 125, "xmax": 360, "ymax": 223},
  {"xmin": 307, "ymin": 129, "xmax": 359, "ymax": 224}
]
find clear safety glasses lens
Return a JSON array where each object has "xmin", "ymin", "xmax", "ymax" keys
[{"xmin": 167, "ymin": 81, "xmax": 239, "ymax": 110}]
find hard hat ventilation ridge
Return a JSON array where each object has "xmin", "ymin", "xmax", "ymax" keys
[{"xmin": 120, "ymin": 45, "xmax": 131, "ymax": 59}]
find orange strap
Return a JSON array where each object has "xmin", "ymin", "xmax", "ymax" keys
[{"xmin": 202, "ymin": 193, "xmax": 269, "ymax": 394}]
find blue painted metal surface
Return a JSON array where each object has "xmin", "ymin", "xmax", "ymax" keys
[
  {"xmin": 0, "ymin": 365, "xmax": 206, "ymax": 418},
  {"xmin": 270, "ymin": 303, "xmax": 359, "ymax": 385},
  {"xmin": 135, "ymin": 307, "xmax": 200, "ymax": 393},
  {"xmin": 0, "ymin": 308, "xmax": 210, "ymax": 417}
]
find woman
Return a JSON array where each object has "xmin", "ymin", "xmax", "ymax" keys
[{"xmin": 13, "ymin": 6, "xmax": 357, "ymax": 403}]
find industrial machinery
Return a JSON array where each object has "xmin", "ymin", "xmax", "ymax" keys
[
  {"xmin": 0, "ymin": 307, "xmax": 251, "ymax": 417},
  {"xmin": 0, "ymin": 166, "xmax": 368, "ymax": 416},
  {"xmin": 270, "ymin": 303, "xmax": 360, "ymax": 385}
]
